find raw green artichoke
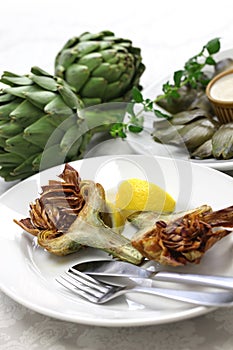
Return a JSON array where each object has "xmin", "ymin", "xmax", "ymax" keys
[
  {"xmin": 0, "ymin": 67, "xmax": 85, "ymax": 181},
  {"xmin": 0, "ymin": 67, "xmax": 124, "ymax": 181},
  {"xmin": 55, "ymin": 30, "xmax": 145, "ymax": 106}
]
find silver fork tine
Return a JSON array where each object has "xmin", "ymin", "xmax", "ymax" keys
[
  {"xmin": 67, "ymin": 268, "xmax": 109, "ymax": 293},
  {"xmin": 56, "ymin": 268, "xmax": 112, "ymax": 303},
  {"xmin": 56, "ymin": 275, "xmax": 100, "ymax": 303}
]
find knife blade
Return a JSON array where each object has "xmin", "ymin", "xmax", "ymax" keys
[{"xmin": 73, "ymin": 259, "xmax": 233, "ymax": 290}]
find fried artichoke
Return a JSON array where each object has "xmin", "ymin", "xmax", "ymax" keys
[
  {"xmin": 131, "ymin": 205, "xmax": 233, "ymax": 266},
  {"xmin": 14, "ymin": 164, "xmax": 142, "ymax": 265},
  {"xmin": 14, "ymin": 164, "xmax": 233, "ymax": 267}
]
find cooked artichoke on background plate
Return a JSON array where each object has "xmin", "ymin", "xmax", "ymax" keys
[{"xmin": 153, "ymin": 57, "xmax": 233, "ymax": 160}]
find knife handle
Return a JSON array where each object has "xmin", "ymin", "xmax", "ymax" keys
[{"xmin": 155, "ymin": 271, "xmax": 233, "ymax": 290}]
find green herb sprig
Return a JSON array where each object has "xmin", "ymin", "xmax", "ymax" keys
[
  {"xmin": 109, "ymin": 97, "xmax": 145, "ymax": 138},
  {"xmin": 110, "ymin": 37, "xmax": 221, "ymax": 138},
  {"xmin": 156, "ymin": 37, "xmax": 221, "ymax": 102}
]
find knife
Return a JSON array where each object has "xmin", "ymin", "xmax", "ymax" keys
[{"xmin": 73, "ymin": 259, "xmax": 233, "ymax": 290}]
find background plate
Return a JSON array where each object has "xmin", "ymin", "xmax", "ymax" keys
[{"xmin": 126, "ymin": 49, "xmax": 233, "ymax": 171}]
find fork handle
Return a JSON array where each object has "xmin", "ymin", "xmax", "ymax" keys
[
  {"xmin": 129, "ymin": 286, "xmax": 233, "ymax": 307},
  {"xmin": 154, "ymin": 271, "xmax": 233, "ymax": 290}
]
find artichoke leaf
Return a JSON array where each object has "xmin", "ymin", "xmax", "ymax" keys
[
  {"xmin": 25, "ymin": 90, "xmax": 57, "ymax": 110},
  {"xmin": 5, "ymin": 134, "xmax": 42, "ymax": 156},
  {"xmin": 156, "ymin": 86, "xmax": 198, "ymax": 114},
  {"xmin": 1, "ymin": 75, "xmax": 32, "ymax": 87},
  {"xmin": 0, "ymin": 92, "xmax": 16, "ymax": 103},
  {"xmin": 0, "ymin": 99, "xmax": 22, "ymax": 120},
  {"xmin": 23, "ymin": 115, "xmax": 64, "ymax": 148},
  {"xmin": 32, "ymin": 144, "xmax": 69, "ymax": 171},
  {"xmin": 65, "ymin": 64, "xmax": 89, "ymax": 92},
  {"xmin": 4, "ymin": 85, "xmax": 42, "ymax": 99},
  {"xmin": 171, "ymin": 108, "xmax": 210, "ymax": 125},
  {"xmin": 1, "ymin": 71, "xmax": 32, "ymax": 86},
  {"xmin": 100, "ymin": 49, "xmax": 117, "ymax": 62},
  {"xmin": 58, "ymin": 84, "xmax": 84, "ymax": 110},
  {"xmin": 31, "ymin": 66, "xmax": 52, "ymax": 77},
  {"xmin": 189, "ymin": 92, "xmax": 215, "ymax": 114},
  {"xmin": 80, "ymin": 30, "xmax": 114, "ymax": 42},
  {"xmin": 73, "ymin": 40, "xmax": 100, "ymax": 55},
  {"xmin": 10, "ymin": 100, "xmax": 44, "ymax": 127},
  {"xmin": 78, "ymin": 52, "xmax": 103, "ymax": 71},
  {"xmin": 177, "ymin": 118, "xmax": 216, "ymax": 150},
  {"xmin": 80, "ymin": 77, "xmax": 108, "ymax": 98},
  {"xmin": 0, "ymin": 166, "xmax": 33, "ymax": 182},
  {"xmin": 30, "ymin": 75, "xmax": 58, "ymax": 92},
  {"xmin": 55, "ymin": 49, "xmax": 77, "ymax": 71},
  {"xmin": 212, "ymin": 122, "xmax": 233, "ymax": 159},
  {"xmin": 82, "ymin": 97, "xmax": 102, "ymax": 107},
  {"xmin": 92, "ymin": 62, "xmax": 122, "ymax": 82},
  {"xmin": 11, "ymin": 154, "xmax": 41, "ymax": 177},
  {"xmin": 191, "ymin": 139, "xmax": 213, "ymax": 159},
  {"xmin": 214, "ymin": 58, "xmax": 233, "ymax": 75},
  {"xmin": 44, "ymin": 95, "xmax": 74, "ymax": 118},
  {"xmin": 0, "ymin": 121, "xmax": 23, "ymax": 137},
  {"xmin": 60, "ymin": 123, "xmax": 84, "ymax": 155},
  {"xmin": 152, "ymin": 123, "xmax": 183, "ymax": 144},
  {"xmin": 0, "ymin": 152, "xmax": 25, "ymax": 165}
]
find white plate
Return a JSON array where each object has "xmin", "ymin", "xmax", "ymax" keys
[
  {"xmin": 1, "ymin": 155, "xmax": 233, "ymax": 327},
  {"xmin": 126, "ymin": 49, "xmax": 233, "ymax": 171}
]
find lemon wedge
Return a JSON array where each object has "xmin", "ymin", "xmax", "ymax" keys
[
  {"xmin": 115, "ymin": 178, "xmax": 176, "ymax": 214},
  {"xmin": 104, "ymin": 201, "xmax": 126, "ymax": 234}
]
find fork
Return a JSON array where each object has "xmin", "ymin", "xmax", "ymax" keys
[{"xmin": 56, "ymin": 268, "xmax": 233, "ymax": 306}]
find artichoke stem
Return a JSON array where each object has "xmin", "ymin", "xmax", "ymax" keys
[{"xmin": 67, "ymin": 218, "xmax": 143, "ymax": 265}]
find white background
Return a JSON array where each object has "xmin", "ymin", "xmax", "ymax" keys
[
  {"xmin": 1, "ymin": 0, "xmax": 233, "ymax": 87},
  {"xmin": 1, "ymin": 1, "xmax": 233, "ymax": 349}
]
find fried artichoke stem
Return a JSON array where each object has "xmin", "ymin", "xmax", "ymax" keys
[
  {"xmin": 132, "ymin": 205, "xmax": 233, "ymax": 266},
  {"xmin": 65, "ymin": 181, "xmax": 143, "ymax": 264}
]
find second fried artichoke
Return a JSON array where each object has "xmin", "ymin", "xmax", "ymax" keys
[{"xmin": 132, "ymin": 205, "xmax": 233, "ymax": 266}]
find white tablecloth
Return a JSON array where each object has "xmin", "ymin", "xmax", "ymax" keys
[{"xmin": 1, "ymin": 1, "xmax": 233, "ymax": 349}]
